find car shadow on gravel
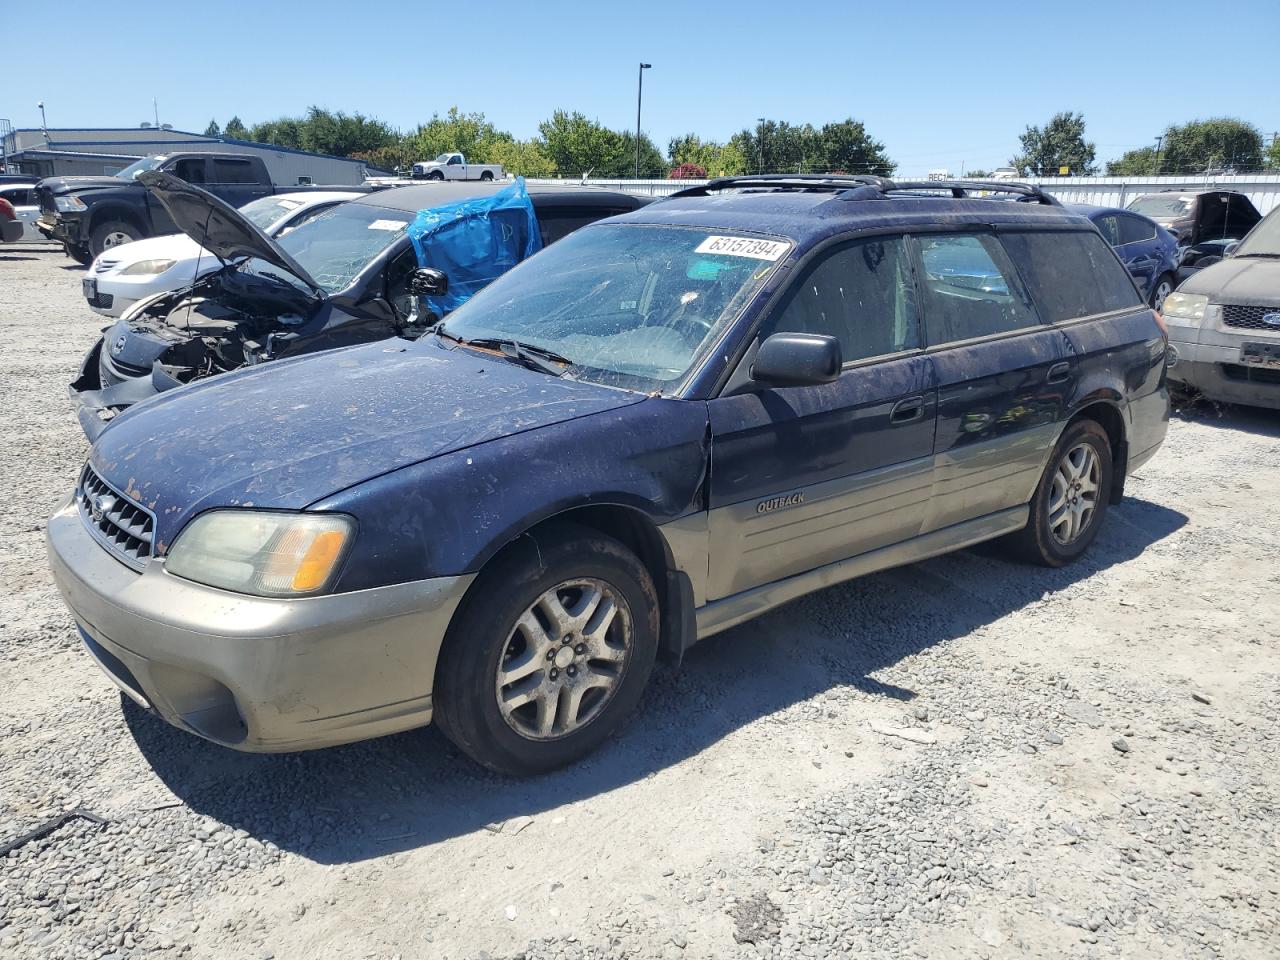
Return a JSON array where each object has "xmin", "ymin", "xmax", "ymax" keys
[
  {"xmin": 123, "ymin": 496, "xmax": 1187, "ymax": 864},
  {"xmin": 1173, "ymin": 401, "xmax": 1280, "ymax": 438}
]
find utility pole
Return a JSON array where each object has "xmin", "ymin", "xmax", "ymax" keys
[
  {"xmin": 757, "ymin": 118, "xmax": 766, "ymax": 174},
  {"xmin": 1153, "ymin": 135, "xmax": 1163, "ymax": 176},
  {"xmin": 37, "ymin": 101, "xmax": 48, "ymax": 140},
  {"xmin": 634, "ymin": 63, "xmax": 651, "ymax": 180},
  {"xmin": 153, "ymin": 98, "xmax": 160, "ymax": 130}
]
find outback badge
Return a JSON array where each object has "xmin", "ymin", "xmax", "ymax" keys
[{"xmin": 756, "ymin": 491, "xmax": 805, "ymax": 514}]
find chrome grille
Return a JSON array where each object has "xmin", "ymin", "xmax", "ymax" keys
[
  {"xmin": 1222, "ymin": 304, "xmax": 1280, "ymax": 331},
  {"xmin": 76, "ymin": 464, "xmax": 155, "ymax": 570},
  {"xmin": 94, "ymin": 259, "xmax": 119, "ymax": 274}
]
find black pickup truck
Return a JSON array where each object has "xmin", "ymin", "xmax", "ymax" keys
[{"xmin": 36, "ymin": 152, "xmax": 365, "ymax": 264}]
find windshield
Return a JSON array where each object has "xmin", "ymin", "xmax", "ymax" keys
[
  {"xmin": 434, "ymin": 154, "xmax": 454, "ymax": 164},
  {"xmin": 1234, "ymin": 208, "xmax": 1280, "ymax": 257},
  {"xmin": 242, "ymin": 202, "xmax": 409, "ymax": 294},
  {"xmin": 239, "ymin": 196, "xmax": 304, "ymax": 232},
  {"xmin": 1127, "ymin": 195, "xmax": 1194, "ymax": 218},
  {"xmin": 438, "ymin": 224, "xmax": 790, "ymax": 391},
  {"xmin": 114, "ymin": 156, "xmax": 166, "ymax": 180}
]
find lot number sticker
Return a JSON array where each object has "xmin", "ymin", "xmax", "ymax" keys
[{"xmin": 695, "ymin": 236, "xmax": 789, "ymax": 261}]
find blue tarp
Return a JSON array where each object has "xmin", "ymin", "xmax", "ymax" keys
[{"xmin": 406, "ymin": 177, "xmax": 542, "ymax": 316}]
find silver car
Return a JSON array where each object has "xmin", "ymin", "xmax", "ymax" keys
[{"xmin": 1164, "ymin": 205, "xmax": 1280, "ymax": 410}]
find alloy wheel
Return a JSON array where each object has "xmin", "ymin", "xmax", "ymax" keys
[
  {"xmin": 1048, "ymin": 442, "xmax": 1100, "ymax": 545},
  {"xmin": 103, "ymin": 231, "xmax": 133, "ymax": 249},
  {"xmin": 495, "ymin": 578, "xmax": 631, "ymax": 741},
  {"xmin": 1152, "ymin": 280, "xmax": 1172, "ymax": 312}
]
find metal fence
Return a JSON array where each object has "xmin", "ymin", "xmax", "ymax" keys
[{"xmin": 527, "ymin": 174, "xmax": 1280, "ymax": 214}]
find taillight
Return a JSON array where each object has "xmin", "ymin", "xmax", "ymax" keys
[
  {"xmin": 1152, "ymin": 308, "xmax": 1168, "ymax": 341},
  {"xmin": 0, "ymin": 197, "xmax": 14, "ymax": 220}
]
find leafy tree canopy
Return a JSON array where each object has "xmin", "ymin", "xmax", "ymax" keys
[{"xmin": 1011, "ymin": 111, "xmax": 1095, "ymax": 176}]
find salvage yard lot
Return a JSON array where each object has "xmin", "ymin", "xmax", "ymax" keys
[{"xmin": 1, "ymin": 246, "xmax": 1278, "ymax": 959}]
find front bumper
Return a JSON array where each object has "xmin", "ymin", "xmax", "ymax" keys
[
  {"xmin": 37, "ymin": 213, "xmax": 85, "ymax": 246},
  {"xmin": 1167, "ymin": 317, "xmax": 1280, "ymax": 410},
  {"xmin": 47, "ymin": 497, "xmax": 473, "ymax": 752}
]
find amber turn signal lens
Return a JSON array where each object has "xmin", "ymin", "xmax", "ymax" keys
[{"xmin": 292, "ymin": 530, "xmax": 348, "ymax": 592}]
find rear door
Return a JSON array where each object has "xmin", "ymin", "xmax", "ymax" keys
[
  {"xmin": 1116, "ymin": 213, "xmax": 1161, "ymax": 299},
  {"xmin": 913, "ymin": 230, "xmax": 1073, "ymax": 534},
  {"xmin": 209, "ymin": 157, "xmax": 271, "ymax": 207},
  {"xmin": 706, "ymin": 234, "xmax": 937, "ymax": 600}
]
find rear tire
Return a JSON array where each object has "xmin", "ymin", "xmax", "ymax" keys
[
  {"xmin": 1006, "ymin": 419, "xmax": 1113, "ymax": 567},
  {"xmin": 433, "ymin": 523, "xmax": 659, "ymax": 776},
  {"xmin": 1149, "ymin": 272, "xmax": 1175, "ymax": 311},
  {"xmin": 89, "ymin": 220, "xmax": 141, "ymax": 258},
  {"xmin": 479, "ymin": 170, "xmax": 494, "ymax": 181}
]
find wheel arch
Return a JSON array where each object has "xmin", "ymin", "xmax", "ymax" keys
[
  {"xmin": 1067, "ymin": 396, "xmax": 1127, "ymax": 504},
  {"xmin": 88, "ymin": 205, "xmax": 145, "ymax": 236},
  {"xmin": 457, "ymin": 501, "xmax": 695, "ymax": 668}
]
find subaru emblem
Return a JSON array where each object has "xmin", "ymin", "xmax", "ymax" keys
[
  {"xmin": 111, "ymin": 335, "xmax": 127, "ymax": 355},
  {"xmin": 1262, "ymin": 312, "xmax": 1280, "ymax": 328}
]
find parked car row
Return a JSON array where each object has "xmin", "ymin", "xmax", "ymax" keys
[{"xmin": 46, "ymin": 173, "xmax": 1171, "ymax": 774}]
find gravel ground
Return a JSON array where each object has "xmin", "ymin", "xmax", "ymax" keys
[{"xmin": 2, "ymin": 246, "xmax": 1279, "ymax": 960}]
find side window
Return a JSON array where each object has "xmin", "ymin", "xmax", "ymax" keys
[
  {"xmin": 211, "ymin": 158, "xmax": 255, "ymax": 184},
  {"xmin": 915, "ymin": 233, "xmax": 1038, "ymax": 344},
  {"xmin": 1094, "ymin": 215, "xmax": 1122, "ymax": 246},
  {"xmin": 537, "ymin": 207, "xmax": 632, "ymax": 246},
  {"xmin": 171, "ymin": 158, "xmax": 207, "ymax": 183},
  {"xmin": 448, "ymin": 155, "xmax": 462, "ymax": 166},
  {"xmin": 1000, "ymin": 231, "xmax": 1142, "ymax": 324},
  {"xmin": 1118, "ymin": 214, "xmax": 1156, "ymax": 245},
  {"xmin": 760, "ymin": 236, "xmax": 920, "ymax": 364}
]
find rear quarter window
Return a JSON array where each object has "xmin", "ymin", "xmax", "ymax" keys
[{"xmin": 999, "ymin": 230, "xmax": 1142, "ymax": 324}]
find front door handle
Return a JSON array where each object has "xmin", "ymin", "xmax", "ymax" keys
[
  {"xmin": 1046, "ymin": 362, "xmax": 1071, "ymax": 384},
  {"xmin": 890, "ymin": 396, "xmax": 926, "ymax": 424}
]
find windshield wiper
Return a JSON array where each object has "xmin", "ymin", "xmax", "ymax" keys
[
  {"xmin": 464, "ymin": 337, "xmax": 572, "ymax": 377},
  {"xmin": 431, "ymin": 322, "xmax": 465, "ymax": 345}
]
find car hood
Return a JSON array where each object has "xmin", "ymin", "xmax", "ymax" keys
[
  {"xmin": 95, "ymin": 233, "xmax": 203, "ymax": 267},
  {"xmin": 1179, "ymin": 256, "xmax": 1280, "ymax": 306},
  {"xmin": 136, "ymin": 171, "xmax": 324, "ymax": 297},
  {"xmin": 39, "ymin": 175, "xmax": 133, "ymax": 195},
  {"xmin": 88, "ymin": 336, "xmax": 645, "ymax": 552}
]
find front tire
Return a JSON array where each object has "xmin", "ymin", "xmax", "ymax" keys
[
  {"xmin": 433, "ymin": 524, "xmax": 659, "ymax": 775},
  {"xmin": 1006, "ymin": 419, "xmax": 1113, "ymax": 567},
  {"xmin": 65, "ymin": 243, "xmax": 92, "ymax": 266},
  {"xmin": 89, "ymin": 220, "xmax": 141, "ymax": 257},
  {"xmin": 427, "ymin": 171, "xmax": 444, "ymax": 181}
]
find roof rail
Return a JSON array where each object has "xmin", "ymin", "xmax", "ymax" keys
[
  {"xmin": 668, "ymin": 173, "xmax": 1060, "ymax": 206},
  {"xmin": 885, "ymin": 180, "xmax": 1061, "ymax": 205},
  {"xmin": 668, "ymin": 173, "xmax": 893, "ymax": 198}
]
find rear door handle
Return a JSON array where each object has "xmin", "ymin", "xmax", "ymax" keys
[
  {"xmin": 1046, "ymin": 362, "xmax": 1071, "ymax": 384},
  {"xmin": 890, "ymin": 396, "xmax": 926, "ymax": 424}
]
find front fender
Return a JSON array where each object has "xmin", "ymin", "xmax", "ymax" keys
[{"xmin": 312, "ymin": 397, "xmax": 711, "ymax": 593}]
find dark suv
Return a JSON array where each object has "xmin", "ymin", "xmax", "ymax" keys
[{"xmin": 47, "ymin": 175, "xmax": 1169, "ymax": 775}]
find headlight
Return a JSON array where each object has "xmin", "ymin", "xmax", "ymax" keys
[
  {"xmin": 119, "ymin": 259, "xmax": 176, "ymax": 276},
  {"xmin": 1161, "ymin": 292, "xmax": 1208, "ymax": 323},
  {"xmin": 165, "ymin": 511, "xmax": 354, "ymax": 597},
  {"xmin": 54, "ymin": 196, "xmax": 88, "ymax": 213}
]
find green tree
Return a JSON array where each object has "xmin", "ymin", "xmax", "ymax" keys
[
  {"xmin": 203, "ymin": 119, "xmax": 221, "ymax": 137},
  {"xmin": 482, "ymin": 138, "xmax": 557, "ymax": 178},
  {"xmin": 223, "ymin": 116, "xmax": 249, "ymax": 139},
  {"xmin": 815, "ymin": 119, "xmax": 893, "ymax": 176},
  {"xmin": 1106, "ymin": 146, "xmax": 1158, "ymax": 176},
  {"xmin": 614, "ymin": 131, "xmax": 666, "ymax": 178},
  {"xmin": 1011, "ymin": 112, "xmax": 1096, "ymax": 176},
  {"xmin": 536, "ymin": 111, "xmax": 624, "ymax": 178},
  {"xmin": 965, "ymin": 169, "xmax": 990, "ymax": 178},
  {"xmin": 1160, "ymin": 118, "xmax": 1263, "ymax": 173},
  {"xmin": 667, "ymin": 134, "xmax": 748, "ymax": 177},
  {"xmin": 1268, "ymin": 134, "xmax": 1280, "ymax": 170}
]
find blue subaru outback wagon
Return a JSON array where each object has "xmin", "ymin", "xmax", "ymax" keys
[{"xmin": 48, "ymin": 176, "xmax": 1169, "ymax": 775}]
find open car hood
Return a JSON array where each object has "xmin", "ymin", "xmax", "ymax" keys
[{"xmin": 136, "ymin": 170, "xmax": 325, "ymax": 297}]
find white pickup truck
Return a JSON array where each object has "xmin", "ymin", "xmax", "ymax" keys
[{"xmin": 411, "ymin": 153, "xmax": 504, "ymax": 182}]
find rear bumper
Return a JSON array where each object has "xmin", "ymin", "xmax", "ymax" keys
[{"xmin": 47, "ymin": 496, "xmax": 473, "ymax": 752}]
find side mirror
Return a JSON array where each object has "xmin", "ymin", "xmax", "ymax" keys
[
  {"xmin": 1224, "ymin": 240, "xmax": 1240, "ymax": 257},
  {"xmin": 751, "ymin": 332, "xmax": 842, "ymax": 388},
  {"xmin": 409, "ymin": 267, "xmax": 448, "ymax": 297}
]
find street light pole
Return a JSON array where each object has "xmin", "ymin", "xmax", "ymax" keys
[
  {"xmin": 37, "ymin": 101, "xmax": 48, "ymax": 139},
  {"xmin": 635, "ymin": 62, "xmax": 651, "ymax": 180},
  {"xmin": 757, "ymin": 118, "xmax": 766, "ymax": 174},
  {"xmin": 1154, "ymin": 135, "xmax": 1164, "ymax": 176}
]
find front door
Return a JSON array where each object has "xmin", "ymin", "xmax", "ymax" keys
[{"xmin": 707, "ymin": 235, "xmax": 938, "ymax": 601}]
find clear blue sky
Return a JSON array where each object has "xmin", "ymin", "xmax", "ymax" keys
[{"xmin": 5, "ymin": 0, "xmax": 1278, "ymax": 174}]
